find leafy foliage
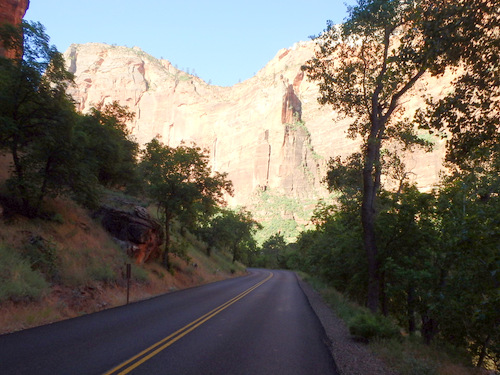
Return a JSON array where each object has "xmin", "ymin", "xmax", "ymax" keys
[
  {"xmin": 302, "ymin": 0, "xmax": 497, "ymax": 315},
  {"xmin": 349, "ymin": 312, "xmax": 400, "ymax": 342},
  {"xmin": 0, "ymin": 22, "xmax": 139, "ymax": 216},
  {"xmin": 139, "ymin": 137, "xmax": 233, "ymax": 268},
  {"xmin": 0, "ymin": 244, "xmax": 49, "ymax": 302},
  {"xmin": 83, "ymin": 101, "xmax": 139, "ymax": 189},
  {"xmin": 198, "ymin": 208, "xmax": 261, "ymax": 264}
]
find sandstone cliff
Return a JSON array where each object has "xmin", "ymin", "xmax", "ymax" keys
[
  {"xmin": 0, "ymin": 0, "xmax": 29, "ymax": 58},
  {"xmin": 64, "ymin": 42, "xmax": 451, "ymax": 208}
]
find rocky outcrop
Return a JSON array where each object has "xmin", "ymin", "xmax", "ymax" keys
[
  {"xmin": 64, "ymin": 42, "xmax": 451, "ymax": 207},
  {"xmin": 96, "ymin": 206, "xmax": 163, "ymax": 264},
  {"xmin": 0, "ymin": 0, "xmax": 29, "ymax": 58}
]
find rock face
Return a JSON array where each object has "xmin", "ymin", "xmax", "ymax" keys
[
  {"xmin": 64, "ymin": 42, "xmax": 452, "ymax": 207},
  {"xmin": 96, "ymin": 206, "xmax": 163, "ymax": 264},
  {"xmin": 0, "ymin": 0, "xmax": 29, "ymax": 58}
]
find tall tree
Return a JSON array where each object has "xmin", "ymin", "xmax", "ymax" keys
[
  {"xmin": 211, "ymin": 208, "xmax": 260, "ymax": 264},
  {"xmin": 140, "ymin": 137, "xmax": 233, "ymax": 269},
  {"xmin": 302, "ymin": 0, "xmax": 484, "ymax": 312},
  {"xmin": 0, "ymin": 21, "xmax": 88, "ymax": 216},
  {"xmin": 83, "ymin": 101, "xmax": 139, "ymax": 188}
]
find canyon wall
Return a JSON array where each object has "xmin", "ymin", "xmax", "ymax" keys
[
  {"xmin": 0, "ymin": 0, "xmax": 29, "ymax": 58},
  {"xmin": 64, "ymin": 42, "xmax": 451, "ymax": 207}
]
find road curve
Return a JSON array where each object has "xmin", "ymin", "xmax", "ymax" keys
[{"xmin": 0, "ymin": 269, "xmax": 337, "ymax": 374}]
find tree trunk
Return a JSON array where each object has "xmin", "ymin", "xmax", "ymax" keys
[
  {"xmin": 380, "ymin": 270, "xmax": 388, "ymax": 316},
  {"xmin": 35, "ymin": 155, "xmax": 53, "ymax": 216},
  {"xmin": 162, "ymin": 216, "xmax": 171, "ymax": 270},
  {"xmin": 407, "ymin": 284, "xmax": 416, "ymax": 335},
  {"xmin": 362, "ymin": 126, "xmax": 382, "ymax": 313},
  {"xmin": 232, "ymin": 245, "xmax": 237, "ymax": 263},
  {"xmin": 11, "ymin": 140, "xmax": 32, "ymax": 216},
  {"xmin": 421, "ymin": 313, "xmax": 438, "ymax": 344},
  {"xmin": 476, "ymin": 335, "xmax": 490, "ymax": 368}
]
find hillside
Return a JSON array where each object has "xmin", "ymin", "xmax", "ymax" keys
[{"xmin": 0, "ymin": 155, "xmax": 246, "ymax": 334}]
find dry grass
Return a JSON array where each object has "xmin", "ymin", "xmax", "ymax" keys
[
  {"xmin": 0, "ymin": 196, "xmax": 246, "ymax": 335},
  {"xmin": 0, "ymin": 155, "xmax": 245, "ymax": 333}
]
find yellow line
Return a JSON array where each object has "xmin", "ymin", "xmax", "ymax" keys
[{"xmin": 104, "ymin": 272, "xmax": 273, "ymax": 375}]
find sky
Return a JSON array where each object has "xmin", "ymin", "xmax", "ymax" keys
[{"xmin": 25, "ymin": 0, "xmax": 355, "ymax": 87}]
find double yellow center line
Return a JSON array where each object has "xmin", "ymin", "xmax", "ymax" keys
[{"xmin": 104, "ymin": 272, "xmax": 273, "ymax": 375}]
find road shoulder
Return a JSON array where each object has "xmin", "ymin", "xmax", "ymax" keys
[{"xmin": 297, "ymin": 275, "xmax": 396, "ymax": 375}]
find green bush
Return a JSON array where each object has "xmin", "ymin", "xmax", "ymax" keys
[
  {"xmin": 24, "ymin": 235, "xmax": 59, "ymax": 281},
  {"xmin": 89, "ymin": 263, "xmax": 116, "ymax": 282},
  {"xmin": 0, "ymin": 244, "xmax": 49, "ymax": 302},
  {"xmin": 131, "ymin": 264, "xmax": 149, "ymax": 282},
  {"xmin": 349, "ymin": 312, "xmax": 401, "ymax": 341}
]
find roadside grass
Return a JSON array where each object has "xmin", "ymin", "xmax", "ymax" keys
[
  {"xmin": 0, "ymin": 244, "xmax": 49, "ymax": 302},
  {"xmin": 299, "ymin": 273, "xmax": 485, "ymax": 375}
]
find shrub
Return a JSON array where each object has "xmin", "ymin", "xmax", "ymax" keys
[
  {"xmin": 349, "ymin": 312, "xmax": 401, "ymax": 342},
  {"xmin": 0, "ymin": 244, "xmax": 49, "ymax": 302},
  {"xmin": 89, "ymin": 263, "xmax": 116, "ymax": 282},
  {"xmin": 131, "ymin": 264, "xmax": 149, "ymax": 283},
  {"xmin": 24, "ymin": 235, "xmax": 59, "ymax": 281}
]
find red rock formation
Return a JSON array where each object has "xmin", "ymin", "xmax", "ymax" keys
[
  {"xmin": 64, "ymin": 42, "xmax": 451, "ymax": 207},
  {"xmin": 97, "ymin": 206, "xmax": 163, "ymax": 264},
  {"xmin": 282, "ymin": 83, "xmax": 302, "ymax": 124},
  {"xmin": 0, "ymin": 0, "xmax": 29, "ymax": 58}
]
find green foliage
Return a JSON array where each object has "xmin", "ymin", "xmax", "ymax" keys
[
  {"xmin": 291, "ymin": 175, "xmax": 499, "ymax": 369},
  {"xmin": 302, "ymin": 0, "xmax": 493, "ymax": 314},
  {"xmin": 254, "ymin": 233, "xmax": 288, "ymax": 269},
  {"xmin": 0, "ymin": 244, "xmax": 49, "ymax": 302},
  {"xmin": 252, "ymin": 189, "xmax": 316, "ymax": 245},
  {"xmin": 291, "ymin": 205, "xmax": 366, "ymax": 301},
  {"xmin": 0, "ymin": 22, "xmax": 140, "ymax": 217},
  {"xmin": 198, "ymin": 208, "xmax": 260, "ymax": 264},
  {"xmin": 23, "ymin": 235, "xmax": 59, "ymax": 281},
  {"xmin": 88, "ymin": 262, "xmax": 117, "ymax": 283},
  {"xmin": 323, "ymin": 153, "xmax": 363, "ymax": 207},
  {"xmin": 415, "ymin": 0, "xmax": 499, "ymax": 176},
  {"xmin": 130, "ymin": 264, "xmax": 149, "ymax": 283},
  {"xmin": 83, "ymin": 101, "xmax": 139, "ymax": 189},
  {"xmin": 139, "ymin": 137, "xmax": 233, "ymax": 268},
  {"xmin": 301, "ymin": 0, "xmax": 499, "ymax": 366},
  {"xmin": 349, "ymin": 312, "xmax": 400, "ymax": 342},
  {"xmin": 0, "ymin": 21, "xmax": 79, "ymax": 216}
]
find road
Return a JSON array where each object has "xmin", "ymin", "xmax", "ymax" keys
[{"xmin": 0, "ymin": 269, "xmax": 337, "ymax": 374}]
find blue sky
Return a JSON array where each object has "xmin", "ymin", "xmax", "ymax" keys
[{"xmin": 26, "ymin": 1, "xmax": 355, "ymax": 87}]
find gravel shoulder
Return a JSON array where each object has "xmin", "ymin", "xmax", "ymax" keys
[{"xmin": 298, "ymin": 275, "xmax": 396, "ymax": 375}]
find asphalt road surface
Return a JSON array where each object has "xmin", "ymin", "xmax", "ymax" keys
[{"xmin": 0, "ymin": 269, "xmax": 337, "ymax": 374}]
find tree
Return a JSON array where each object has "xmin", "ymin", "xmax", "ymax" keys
[
  {"xmin": 83, "ymin": 101, "xmax": 139, "ymax": 189},
  {"xmin": 431, "ymin": 175, "xmax": 500, "ymax": 367},
  {"xmin": 139, "ymin": 138, "xmax": 233, "ymax": 269},
  {"xmin": 302, "ymin": 0, "xmax": 484, "ymax": 312},
  {"xmin": 207, "ymin": 208, "xmax": 261, "ymax": 264},
  {"xmin": 0, "ymin": 21, "xmax": 92, "ymax": 216},
  {"xmin": 256, "ymin": 233, "xmax": 287, "ymax": 269}
]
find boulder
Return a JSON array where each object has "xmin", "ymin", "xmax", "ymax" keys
[{"xmin": 96, "ymin": 206, "xmax": 163, "ymax": 264}]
